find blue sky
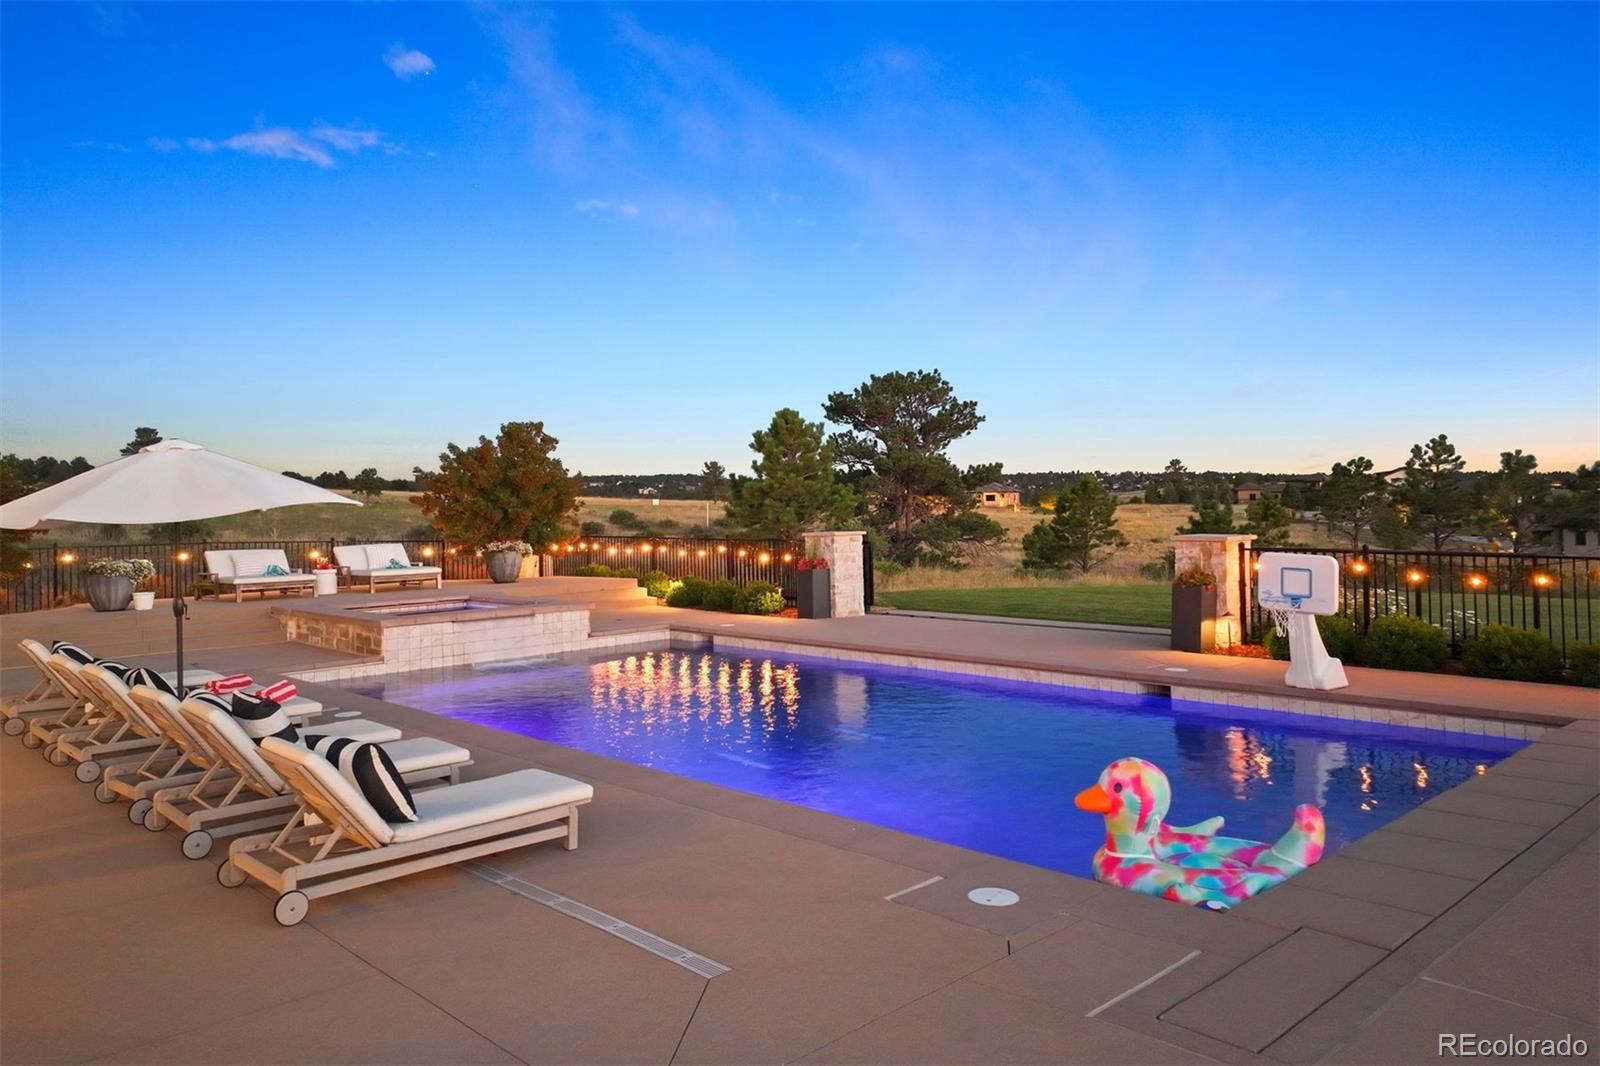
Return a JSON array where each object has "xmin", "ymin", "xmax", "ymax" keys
[{"xmin": 3, "ymin": 2, "xmax": 1595, "ymax": 478}]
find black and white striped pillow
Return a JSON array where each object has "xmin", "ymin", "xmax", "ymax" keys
[
  {"xmin": 93, "ymin": 659, "xmax": 131, "ymax": 680},
  {"xmin": 229, "ymin": 691, "xmax": 299, "ymax": 745},
  {"xmin": 51, "ymin": 640, "xmax": 94, "ymax": 665},
  {"xmin": 124, "ymin": 667, "xmax": 180, "ymax": 698},
  {"xmin": 187, "ymin": 690, "xmax": 231, "ymax": 713},
  {"xmin": 301, "ymin": 735, "xmax": 417, "ymax": 822}
]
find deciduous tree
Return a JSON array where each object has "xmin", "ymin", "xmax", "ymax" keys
[
  {"xmin": 350, "ymin": 468, "xmax": 386, "ymax": 502},
  {"xmin": 414, "ymin": 421, "xmax": 581, "ymax": 549}
]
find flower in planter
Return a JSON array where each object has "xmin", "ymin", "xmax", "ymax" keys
[
  {"xmin": 797, "ymin": 555, "xmax": 830, "ymax": 571},
  {"xmin": 84, "ymin": 558, "xmax": 157, "ymax": 586},
  {"xmin": 1173, "ymin": 565, "xmax": 1216, "ymax": 588},
  {"xmin": 484, "ymin": 540, "xmax": 535, "ymax": 556}
]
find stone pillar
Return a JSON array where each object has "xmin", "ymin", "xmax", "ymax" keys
[
  {"xmin": 800, "ymin": 531, "xmax": 867, "ymax": 618},
  {"xmin": 521, "ymin": 555, "xmax": 544, "ymax": 579},
  {"xmin": 1172, "ymin": 533, "xmax": 1255, "ymax": 646}
]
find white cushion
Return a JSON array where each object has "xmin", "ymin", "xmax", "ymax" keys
[
  {"xmin": 331, "ymin": 545, "xmax": 364, "ymax": 569},
  {"xmin": 348, "ymin": 565, "xmax": 441, "ymax": 580},
  {"xmin": 364, "ymin": 543, "xmax": 410, "ymax": 569},
  {"xmin": 389, "ymin": 769, "xmax": 593, "ymax": 844},
  {"xmin": 203, "ymin": 550, "xmax": 235, "ymax": 578},
  {"xmin": 218, "ymin": 572, "xmax": 312, "ymax": 587},
  {"xmin": 220, "ymin": 549, "xmax": 292, "ymax": 579},
  {"xmin": 300, "ymin": 718, "xmax": 401, "ymax": 744}
]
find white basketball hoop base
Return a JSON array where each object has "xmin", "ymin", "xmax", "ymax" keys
[
  {"xmin": 1279, "ymin": 610, "xmax": 1349, "ymax": 690},
  {"xmin": 1258, "ymin": 553, "xmax": 1349, "ymax": 692}
]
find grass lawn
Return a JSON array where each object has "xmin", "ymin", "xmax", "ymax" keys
[{"xmin": 876, "ymin": 584, "xmax": 1172, "ymax": 628}]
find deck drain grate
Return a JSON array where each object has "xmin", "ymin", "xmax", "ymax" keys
[{"xmin": 463, "ymin": 862, "xmax": 730, "ymax": 978}]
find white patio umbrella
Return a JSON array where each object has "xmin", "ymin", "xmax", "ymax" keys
[{"xmin": 0, "ymin": 440, "xmax": 358, "ymax": 689}]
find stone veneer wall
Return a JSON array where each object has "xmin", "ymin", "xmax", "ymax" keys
[
  {"xmin": 283, "ymin": 605, "xmax": 671, "ymax": 683},
  {"xmin": 801, "ymin": 531, "xmax": 867, "ymax": 618},
  {"xmin": 1173, "ymin": 532, "xmax": 1255, "ymax": 646}
]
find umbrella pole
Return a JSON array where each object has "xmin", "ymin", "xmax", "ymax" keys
[{"xmin": 173, "ymin": 589, "xmax": 186, "ymax": 693}]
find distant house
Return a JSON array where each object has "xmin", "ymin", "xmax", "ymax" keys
[
  {"xmin": 1374, "ymin": 466, "xmax": 1410, "ymax": 485},
  {"xmin": 1235, "ymin": 481, "xmax": 1280, "ymax": 503},
  {"xmin": 973, "ymin": 482, "xmax": 1022, "ymax": 510},
  {"xmin": 1557, "ymin": 527, "xmax": 1600, "ymax": 557}
]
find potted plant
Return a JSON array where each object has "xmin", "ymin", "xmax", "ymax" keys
[
  {"xmin": 1171, "ymin": 565, "xmax": 1217, "ymax": 653},
  {"xmin": 131, "ymin": 562, "xmax": 158, "ymax": 611},
  {"xmin": 797, "ymin": 555, "xmax": 831, "ymax": 619},
  {"xmin": 484, "ymin": 540, "xmax": 533, "ymax": 584},
  {"xmin": 83, "ymin": 558, "xmax": 156, "ymax": 613}
]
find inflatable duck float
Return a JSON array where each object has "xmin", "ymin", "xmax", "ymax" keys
[{"xmin": 1074, "ymin": 757, "xmax": 1325, "ymax": 910}]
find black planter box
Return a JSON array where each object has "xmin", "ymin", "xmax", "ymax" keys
[
  {"xmin": 797, "ymin": 570, "xmax": 832, "ymax": 619},
  {"xmin": 1170, "ymin": 584, "xmax": 1217, "ymax": 653}
]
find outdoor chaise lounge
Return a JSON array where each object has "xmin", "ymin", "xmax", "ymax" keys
[
  {"xmin": 222, "ymin": 736, "xmax": 590, "ymax": 926},
  {"xmin": 155, "ymin": 696, "xmax": 471, "ymax": 860},
  {"xmin": 26, "ymin": 650, "xmax": 221, "ymax": 758},
  {"xmin": 202, "ymin": 549, "xmax": 317, "ymax": 602},
  {"xmin": 3, "ymin": 639, "xmax": 85, "ymax": 736},
  {"xmin": 332, "ymin": 542, "xmax": 443, "ymax": 593}
]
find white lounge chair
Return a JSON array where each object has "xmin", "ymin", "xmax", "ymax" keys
[
  {"xmin": 332, "ymin": 543, "xmax": 443, "ymax": 593},
  {"xmin": 4, "ymin": 639, "xmax": 85, "ymax": 736},
  {"xmin": 124, "ymin": 686, "xmax": 388, "ymax": 831},
  {"xmin": 221, "ymin": 736, "xmax": 590, "ymax": 925},
  {"xmin": 28, "ymin": 653, "xmax": 221, "ymax": 759},
  {"xmin": 1, "ymin": 640, "xmax": 79, "ymax": 729},
  {"xmin": 203, "ymin": 549, "xmax": 317, "ymax": 602},
  {"xmin": 153, "ymin": 697, "xmax": 470, "ymax": 860}
]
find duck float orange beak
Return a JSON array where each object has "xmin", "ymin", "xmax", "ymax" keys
[{"xmin": 1074, "ymin": 784, "xmax": 1115, "ymax": 814}]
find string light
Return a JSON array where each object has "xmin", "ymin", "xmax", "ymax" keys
[
  {"xmin": 697, "ymin": 549, "xmax": 707, "ymax": 558},
  {"xmin": 717, "ymin": 546, "xmax": 727, "ymax": 554},
  {"xmin": 1466, "ymin": 573, "xmax": 1487, "ymax": 590},
  {"xmin": 175, "ymin": 550, "xmax": 191, "ymax": 563},
  {"xmin": 58, "ymin": 552, "xmax": 75, "ymax": 564},
  {"xmin": 1532, "ymin": 572, "xmax": 1554, "ymax": 589},
  {"xmin": 758, "ymin": 552, "xmax": 771, "ymax": 565},
  {"xmin": 420, "ymin": 546, "xmax": 435, "ymax": 559},
  {"xmin": 679, "ymin": 549, "xmax": 688, "ymax": 558},
  {"xmin": 608, "ymin": 547, "xmax": 619, "ymax": 557},
  {"xmin": 307, "ymin": 549, "xmax": 322, "ymax": 560},
  {"xmin": 1405, "ymin": 568, "xmax": 1425, "ymax": 586},
  {"xmin": 641, "ymin": 545, "xmax": 652, "ymax": 554},
  {"xmin": 737, "ymin": 549, "xmax": 747, "ymax": 558},
  {"xmin": 781, "ymin": 553, "xmax": 792, "ymax": 563},
  {"xmin": 1349, "ymin": 559, "xmax": 1369, "ymax": 575}
]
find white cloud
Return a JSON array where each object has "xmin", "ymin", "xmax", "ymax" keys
[
  {"xmin": 384, "ymin": 43, "xmax": 435, "ymax": 80},
  {"xmin": 181, "ymin": 125, "xmax": 393, "ymax": 167},
  {"xmin": 146, "ymin": 136, "xmax": 179, "ymax": 152},
  {"xmin": 574, "ymin": 199, "xmax": 640, "ymax": 220}
]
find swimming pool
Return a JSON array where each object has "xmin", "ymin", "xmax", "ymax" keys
[{"xmin": 339, "ymin": 647, "xmax": 1525, "ymax": 878}]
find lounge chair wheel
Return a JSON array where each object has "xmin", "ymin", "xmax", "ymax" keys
[
  {"xmin": 128, "ymin": 799, "xmax": 152, "ymax": 825},
  {"xmin": 3, "ymin": 718, "xmax": 24, "ymax": 736},
  {"xmin": 274, "ymin": 891, "xmax": 309, "ymax": 927},
  {"xmin": 217, "ymin": 860, "xmax": 248, "ymax": 888},
  {"xmin": 143, "ymin": 808, "xmax": 169, "ymax": 833},
  {"xmin": 23, "ymin": 731, "xmax": 42, "ymax": 748},
  {"xmin": 75, "ymin": 760, "xmax": 101, "ymax": 783},
  {"xmin": 182, "ymin": 830, "xmax": 213, "ymax": 860},
  {"xmin": 48, "ymin": 745, "xmax": 71, "ymax": 767},
  {"xmin": 94, "ymin": 781, "xmax": 116, "ymax": 803}
]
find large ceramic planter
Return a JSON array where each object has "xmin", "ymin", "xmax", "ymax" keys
[
  {"xmin": 85, "ymin": 574, "xmax": 135, "ymax": 612},
  {"xmin": 797, "ymin": 570, "xmax": 832, "ymax": 619},
  {"xmin": 1170, "ymin": 584, "xmax": 1217, "ymax": 653},
  {"xmin": 486, "ymin": 550, "xmax": 524, "ymax": 584}
]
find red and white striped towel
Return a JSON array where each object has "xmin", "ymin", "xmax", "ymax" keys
[
  {"xmin": 203, "ymin": 674, "xmax": 253, "ymax": 695},
  {"xmin": 254, "ymin": 680, "xmax": 297, "ymax": 704}
]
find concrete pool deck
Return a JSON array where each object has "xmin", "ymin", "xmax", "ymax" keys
[{"xmin": 2, "ymin": 582, "xmax": 1595, "ymax": 1063}]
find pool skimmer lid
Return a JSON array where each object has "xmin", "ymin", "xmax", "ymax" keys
[{"xmin": 968, "ymin": 887, "xmax": 1020, "ymax": 907}]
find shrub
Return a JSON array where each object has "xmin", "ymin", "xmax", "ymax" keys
[
  {"xmin": 701, "ymin": 579, "xmax": 738, "ymax": 611},
  {"xmin": 579, "ymin": 521, "xmax": 606, "ymax": 537},
  {"xmin": 665, "ymin": 576, "xmax": 709, "ymax": 607},
  {"xmin": 573, "ymin": 564, "xmax": 613, "ymax": 577},
  {"xmin": 1263, "ymin": 614, "xmax": 1360, "ymax": 663},
  {"xmin": 610, "ymin": 567, "xmax": 638, "ymax": 581},
  {"xmin": 641, "ymin": 569, "xmax": 673, "ymax": 600},
  {"xmin": 1567, "ymin": 641, "xmax": 1600, "ymax": 687},
  {"xmin": 732, "ymin": 580, "xmax": 784, "ymax": 615},
  {"xmin": 1358, "ymin": 615, "xmax": 1449, "ymax": 672},
  {"xmin": 608, "ymin": 509, "xmax": 643, "ymax": 530},
  {"xmin": 401, "ymin": 522, "xmax": 440, "ymax": 542},
  {"xmin": 1462, "ymin": 625, "xmax": 1563, "ymax": 683},
  {"xmin": 84, "ymin": 558, "xmax": 157, "ymax": 584}
]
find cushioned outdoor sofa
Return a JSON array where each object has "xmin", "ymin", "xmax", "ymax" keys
[
  {"xmin": 332, "ymin": 543, "xmax": 443, "ymax": 593},
  {"xmin": 202, "ymin": 549, "xmax": 316, "ymax": 603}
]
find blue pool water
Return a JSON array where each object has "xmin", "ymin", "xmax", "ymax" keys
[{"xmin": 341, "ymin": 647, "xmax": 1524, "ymax": 878}]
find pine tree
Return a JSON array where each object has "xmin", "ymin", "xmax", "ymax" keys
[
  {"xmin": 1021, "ymin": 475, "xmax": 1126, "ymax": 572},
  {"xmin": 121, "ymin": 427, "xmax": 162, "ymax": 456},
  {"xmin": 1398, "ymin": 434, "xmax": 1470, "ymax": 549},
  {"xmin": 724, "ymin": 409, "xmax": 855, "ymax": 539},
  {"xmin": 1241, "ymin": 493, "xmax": 1292, "ymax": 546},
  {"xmin": 1321, "ymin": 457, "xmax": 1386, "ymax": 547}
]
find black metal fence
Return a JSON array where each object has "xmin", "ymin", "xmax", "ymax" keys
[
  {"xmin": 1, "ymin": 538, "xmax": 485, "ymax": 614},
  {"xmin": 545, "ymin": 535, "xmax": 805, "ymax": 603},
  {"xmin": 1240, "ymin": 543, "xmax": 1597, "ymax": 662}
]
